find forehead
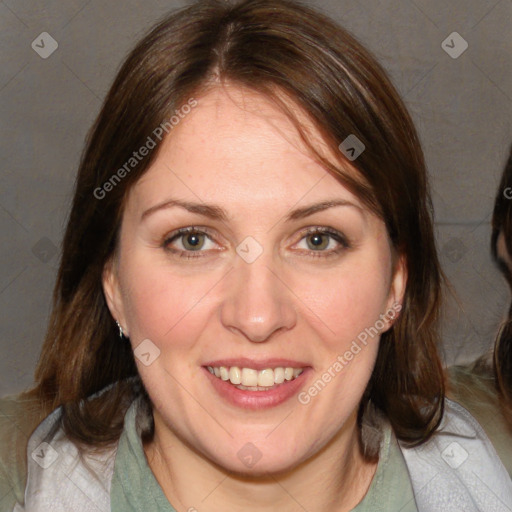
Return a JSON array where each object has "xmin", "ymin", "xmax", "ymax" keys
[
  {"xmin": 170, "ymin": 84, "xmax": 329, "ymax": 155},
  {"xmin": 130, "ymin": 85, "xmax": 364, "ymax": 214}
]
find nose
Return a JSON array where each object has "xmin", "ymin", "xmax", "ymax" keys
[{"xmin": 220, "ymin": 252, "xmax": 297, "ymax": 343}]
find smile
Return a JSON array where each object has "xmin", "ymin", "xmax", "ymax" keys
[
  {"xmin": 202, "ymin": 361, "xmax": 310, "ymax": 410},
  {"xmin": 207, "ymin": 365, "xmax": 304, "ymax": 390}
]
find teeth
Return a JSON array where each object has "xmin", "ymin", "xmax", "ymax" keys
[
  {"xmin": 258, "ymin": 369, "xmax": 274, "ymax": 387},
  {"xmin": 274, "ymin": 367, "xmax": 285, "ymax": 384},
  {"xmin": 241, "ymin": 368, "xmax": 258, "ymax": 387},
  {"xmin": 229, "ymin": 366, "xmax": 242, "ymax": 385},
  {"xmin": 207, "ymin": 365, "xmax": 304, "ymax": 388}
]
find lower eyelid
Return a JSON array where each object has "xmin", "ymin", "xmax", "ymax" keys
[{"xmin": 296, "ymin": 244, "xmax": 348, "ymax": 258}]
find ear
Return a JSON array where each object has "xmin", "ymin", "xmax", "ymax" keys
[
  {"xmin": 382, "ymin": 254, "xmax": 407, "ymax": 331},
  {"xmin": 102, "ymin": 257, "xmax": 129, "ymax": 337}
]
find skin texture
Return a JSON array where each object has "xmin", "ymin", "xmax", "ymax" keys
[{"xmin": 103, "ymin": 85, "xmax": 406, "ymax": 512}]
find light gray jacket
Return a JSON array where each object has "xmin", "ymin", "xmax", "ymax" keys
[{"xmin": 13, "ymin": 399, "xmax": 512, "ymax": 511}]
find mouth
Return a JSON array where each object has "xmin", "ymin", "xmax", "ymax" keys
[
  {"xmin": 202, "ymin": 359, "xmax": 311, "ymax": 410},
  {"xmin": 206, "ymin": 365, "xmax": 304, "ymax": 391}
]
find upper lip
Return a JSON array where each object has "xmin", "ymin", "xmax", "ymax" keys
[{"xmin": 203, "ymin": 358, "xmax": 311, "ymax": 371}]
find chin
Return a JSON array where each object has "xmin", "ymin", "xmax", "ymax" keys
[
  {"xmin": 222, "ymin": 454, "xmax": 305, "ymax": 478},
  {"xmin": 206, "ymin": 439, "xmax": 311, "ymax": 478}
]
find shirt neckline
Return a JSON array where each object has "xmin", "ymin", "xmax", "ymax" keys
[{"xmin": 111, "ymin": 398, "xmax": 417, "ymax": 512}]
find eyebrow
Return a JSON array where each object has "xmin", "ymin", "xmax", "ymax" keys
[{"xmin": 140, "ymin": 198, "xmax": 360, "ymax": 223}]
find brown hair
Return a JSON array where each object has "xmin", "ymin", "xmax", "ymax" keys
[
  {"xmin": 27, "ymin": 0, "xmax": 444, "ymax": 449},
  {"xmin": 491, "ymin": 144, "xmax": 512, "ymax": 423}
]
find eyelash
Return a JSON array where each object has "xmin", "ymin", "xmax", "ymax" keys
[{"xmin": 162, "ymin": 226, "xmax": 350, "ymax": 260}]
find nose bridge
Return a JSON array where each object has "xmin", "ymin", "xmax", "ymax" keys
[{"xmin": 220, "ymin": 245, "xmax": 296, "ymax": 342}]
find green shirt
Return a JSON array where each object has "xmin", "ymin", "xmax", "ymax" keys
[
  {"xmin": 0, "ymin": 392, "xmax": 417, "ymax": 512},
  {"xmin": 110, "ymin": 398, "xmax": 417, "ymax": 511}
]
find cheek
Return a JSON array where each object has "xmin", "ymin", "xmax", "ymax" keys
[
  {"xmin": 119, "ymin": 258, "xmax": 217, "ymax": 347},
  {"xmin": 293, "ymin": 253, "xmax": 392, "ymax": 348}
]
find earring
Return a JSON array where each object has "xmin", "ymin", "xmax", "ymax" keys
[{"xmin": 116, "ymin": 321, "xmax": 124, "ymax": 339}]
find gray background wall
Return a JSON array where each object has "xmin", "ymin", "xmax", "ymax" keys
[{"xmin": 1, "ymin": 0, "xmax": 511, "ymax": 397}]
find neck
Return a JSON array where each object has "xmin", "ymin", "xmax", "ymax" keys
[{"xmin": 143, "ymin": 410, "xmax": 378, "ymax": 512}]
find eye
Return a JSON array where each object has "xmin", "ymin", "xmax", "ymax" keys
[
  {"xmin": 294, "ymin": 227, "xmax": 349, "ymax": 256},
  {"xmin": 163, "ymin": 227, "xmax": 218, "ymax": 257}
]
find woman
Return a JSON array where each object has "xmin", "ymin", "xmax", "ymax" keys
[
  {"xmin": 1, "ymin": 0, "xmax": 511, "ymax": 510},
  {"xmin": 447, "ymin": 145, "xmax": 512, "ymax": 476}
]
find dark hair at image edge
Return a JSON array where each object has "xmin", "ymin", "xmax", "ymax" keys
[
  {"xmin": 25, "ymin": 0, "xmax": 445, "ymax": 451},
  {"xmin": 491, "ymin": 144, "xmax": 512, "ymax": 425}
]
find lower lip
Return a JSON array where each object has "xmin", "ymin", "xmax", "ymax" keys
[{"xmin": 203, "ymin": 367, "xmax": 311, "ymax": 410}]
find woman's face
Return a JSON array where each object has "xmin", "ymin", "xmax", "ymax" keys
[{"xmin": 104, "ymin": 85, "xmax": 405, "ymax": 474}]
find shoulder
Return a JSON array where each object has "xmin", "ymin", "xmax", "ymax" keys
[
  {"xmin": 17, "ymin": 393, "xmax": 122, "ymax": 512},
  {"xmin": 398, "ymin": 398, "xmax": 512, "ymax": 511},
  {"xmin": 0, "ymin": 392, "xmax": 47, "ymax": 510},
  {"xmin": 447, "ymin": 362, "xmax": 512, "ymax": 476}
]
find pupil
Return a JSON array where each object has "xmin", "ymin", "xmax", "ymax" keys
[
  {"xmin": 311, "ymin": 234, "xmax": 323, "ymax": 246},
  {"xmin": 186, "ymin": 233, "xmax": 202, "ymax": 248},
  {"xmin": 308, "ymin": 234, "xmax": 327, "ymax": 250}
]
